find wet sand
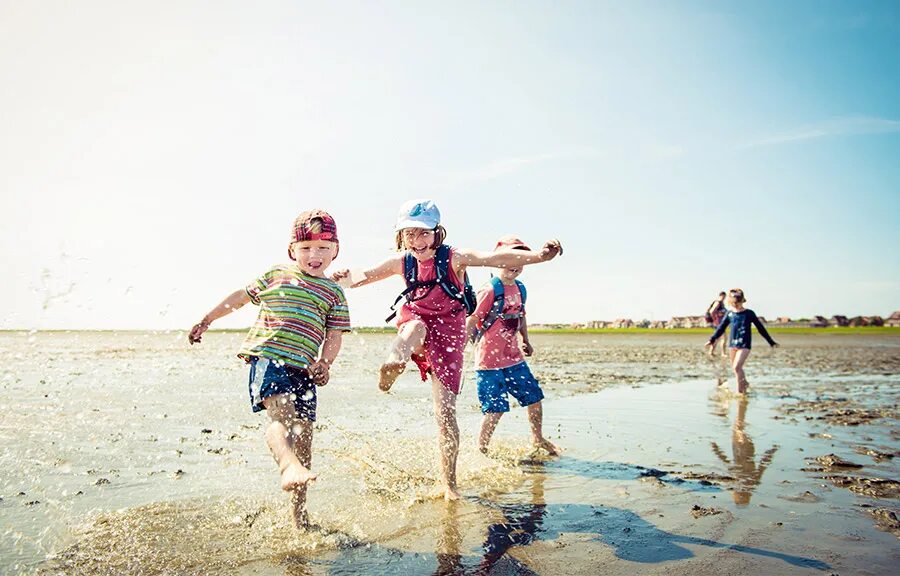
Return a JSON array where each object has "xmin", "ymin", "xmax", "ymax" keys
[{"xmin": 0, "ymin": 331, "xmax": 897, "ymax": 574}]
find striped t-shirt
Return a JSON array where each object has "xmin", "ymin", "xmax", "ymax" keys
[{"xmin": 238, "ymin": 265, "xmax": 351, "ymax": 369}]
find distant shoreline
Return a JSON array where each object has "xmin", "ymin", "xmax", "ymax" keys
[{"xmin": 3, "ymin": 326, "xmax": 899, "ymax": 335}]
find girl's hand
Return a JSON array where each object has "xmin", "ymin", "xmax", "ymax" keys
[
  {"xmin": 188, "ymin": 320, "xmax": 210, "ymax": 345},
  {"xmin": 771, "ymin": 342, "xmax": 779, "ymax": 348},
  {"xmin": 331, "ymin": 269, "xmax": 350, "ymax": 283},
  {"xmin": 539, "ymin": 239, "xmax": 563, "ymax": 261},
  {"xmin": 522, "ymin": 340, "xmax": 534, "ymax": 357},
  {"xmin": 704, "ymin": 341, "xmax": 714, "ymax": 350},
  {"xmin": 309, "ymin": 361, "xmax": 330, "ymax": 386}
]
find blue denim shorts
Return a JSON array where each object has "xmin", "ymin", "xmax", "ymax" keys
[
  {"xmin": 248, "ymin": 356, "xmax": 317, "ymax": 421},
  {"xmin": 476, "ymin": 361, "xmax": 544, "ymax": 414}
]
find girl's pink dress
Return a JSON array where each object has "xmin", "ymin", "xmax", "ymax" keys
[{"xmin": 396, "ymin": 249, "xmax": 467, "ymax": 394}]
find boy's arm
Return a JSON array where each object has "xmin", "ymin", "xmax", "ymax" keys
[
  {"xmin": 454, "ymin": 240, "xmax": 562, "ymax": 269},
  {"xmin": 188, "ymin": 288, "xmax": 251, "ymax": 344},
  {"xmin": 332, "ymin": 256, "xmax": 403, "ymax": 288},
  {"xmin": 309, "ymin": 329, "xmax": 344, "ymax": 386},
  {"xmin": 519, "ymin": 315, "xmax": 533, "ymax": 356}
]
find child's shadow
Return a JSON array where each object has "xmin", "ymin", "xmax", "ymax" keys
[{"xmin": 532, "ymin": 456, "xmax": 722, "ymax": 492}]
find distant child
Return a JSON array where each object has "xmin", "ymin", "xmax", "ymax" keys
[
  {"xmin": 706, "ymin": 291, "xmax": 728, "ymax": 357},
  {"xmin": 705, "ymin": 288, "xmax": 777, "ymax": 394},
  {"xmin": 466, "ymin": 236, "xmax": 559, "ymax": 457},
  {"xmin": 333, "ymin": 199, "xmax": 561, "ymax": 500},
  {"xmin": 187, "ymin": 209, "xmax": 350, "ymax": 528}
]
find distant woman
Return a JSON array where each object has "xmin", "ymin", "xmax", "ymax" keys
[
  {"xmin": 705, "ymin": 289, "xmax": 778, "ymax": 394},
  {"xmin": 706, "ymin": 291, "xmax": 728, "ymax": 357}
]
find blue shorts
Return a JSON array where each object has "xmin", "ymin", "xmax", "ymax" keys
[
  {"xmin": 248, "ymin": 356, "xmax": 317, "ymax": 421},
  {"xmin": 476, "ymin": 361, "xmax": 544, "ymax": 414}
]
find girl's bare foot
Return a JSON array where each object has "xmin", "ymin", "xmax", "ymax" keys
[
  {"xmin": 534, "ymin": 438, "xmax": 560, "ymax": 456},
  {"xmin": 379, "ymin": 362, "xmax": 406, "ymax": 391},
  {"xmin": 280, "ymin": 462, "xmax": 317, "ymax": 491}
]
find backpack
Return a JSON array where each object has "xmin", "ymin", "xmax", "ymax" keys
[
  {"xmin": 470, "ymin": 277, "xmax": 527, "ymax": 343},
  {"xmin": 385, "ymin": 244, "xmax": 477, "ymax": 322},
  {"xmin": 705, "ymin": 300, "xmax": 721, "ymax": 324}
]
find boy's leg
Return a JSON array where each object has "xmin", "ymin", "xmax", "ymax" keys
[
  {"xmin": 289, "ymin": 419, "xmax": 314, "ymax": 528},
  {"xmin": 263, "ymin": 394, "xmax": 317, "ymax": 493},
  {"xmin": 380, "ymin": 319, "xmax": 427, "ymax": 391},
  {"xmin": 732, "ymin": 349, "xmax": 751, "ymax": 394},
  {"xmin": 526, "ymin": 401, "xmax": 559, "ymax": 455},
  {"xmin": 432, "ymin": 377, "xmax": 460, "ymax": 500},
  {"xmin": 478, "ymin": 413, "xmax": 503, "ymax": 453}
]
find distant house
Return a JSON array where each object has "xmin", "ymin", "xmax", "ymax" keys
[
  {"xmin": 668, "ymin": 316, "xmax": 707, "ymax": 328},
  {"xmin": 886, "ymin": 312, "xmax": 900, "ymax": 327},
  {"xmin": 776, "ymin": 316, "xmax": 791, "ymax": 324},
  {"xmin": 586, "ymin": 320, "xmax": 611, "ymax": 329},
  {"xmin": 612, "ymin": 318, "xmax": 634, "ymax": 328},
  {"xmin": 650, "ymin": 320, "xmax": 667, "ymax": 329},
  {"xmin": 848, "ymin": 316, "xmax": 868, "ymax": 327},
  {"xmin": 867, "ymin": 316, "xmax": 884, "ymax": 327},
  {"xmin": 831, "ymin": 315, "xmax": 849, "ymax": 327},
  {"xmin": 810, "ymin": 316, "xmax": 829, "ymax": 328}
]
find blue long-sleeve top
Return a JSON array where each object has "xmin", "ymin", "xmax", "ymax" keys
[{"xmin": 709, "ymin": 309, "xmax": 777, "ymax": 349}]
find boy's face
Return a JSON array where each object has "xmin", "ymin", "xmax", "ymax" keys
[
  {"xmin": 402, "ymin": 228, "xmax": 437, "ymax": 261},
  {"xmin": 498, "ymin": 266, "xmax": 522, "ymax": 282},
  {"xmin": 291, "ymin": 240, "xmax": 338, "ymax": 277}
]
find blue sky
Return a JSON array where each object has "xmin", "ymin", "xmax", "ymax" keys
[{"xmin": 1, "ymin": 1, "xmax": 898, "ymax": 329}]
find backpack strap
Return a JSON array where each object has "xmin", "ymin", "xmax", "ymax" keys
[
  {"xmin": 472, "ymin": 278, "xmax": 525, "ymax": 343},
  {"xmin": 515, "ymin": 279, "xmax": 527, "ymax": 310},
  {"xmin": 385, "ymin": 251, "xmax": 436, "ymax": 322}
]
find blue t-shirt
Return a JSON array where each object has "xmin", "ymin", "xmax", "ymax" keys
[{"xmin": 709, "ymin": 309, "xmax": 776, "ymax": 349}]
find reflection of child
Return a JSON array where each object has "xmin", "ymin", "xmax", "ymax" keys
[
  {"xmin": 333, "ymin": 200, "xmax": 561, "ymax": 500},
  {"xmin": 188, "ymin": 210, "xmax": 350, "ymax": 527},
  {"xmin": 705, "ymin": 288, "xmax": 777, "ymax": 394},
  {"xmin": 466, "ymin": 236, "xmax": 559, "ymax": 456},
  {"xmin": 711, "ymin": 397, "xmax": 779, "ymax": 506}
]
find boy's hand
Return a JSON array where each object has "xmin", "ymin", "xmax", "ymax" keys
[
  {"xmin": 188, "ymin": 320, "xmax": 209, "ymax": 345},
  {"xmin": 309, "ymin": 360, "xmax": 330, "ymax": 386},
  {"xmin": 539, "ymin": 239, "xmax": 563, "ymax": 261},
  {"xmin": 522, "ymin": 340, "xmax": 534, "ymax": 357}
]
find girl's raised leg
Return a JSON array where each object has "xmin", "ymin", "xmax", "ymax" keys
[{"xmin": 380, "ymin": 319, "xmax": 427, "ymax": 391}]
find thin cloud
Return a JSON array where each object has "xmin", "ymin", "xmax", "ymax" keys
[
  {"xmin": 740, "ymin": 116, "xmax": 900, "ymax": 149},
  {"xmin": 446, "ymin": 148, "xmax": 603, "ymax": 184}
]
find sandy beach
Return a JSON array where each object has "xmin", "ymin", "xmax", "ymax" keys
[{"xmin": 1, "ymin": 330, "xmax": 897, "ymax": 575}]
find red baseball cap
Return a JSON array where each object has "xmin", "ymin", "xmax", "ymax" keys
[
  {"xmin": 494, "ymin": 235, "xmax": 531, "ymax": 251},
  {"xmin": 289, "ymin": 209, "xmax": 338, "ymax": 259}
]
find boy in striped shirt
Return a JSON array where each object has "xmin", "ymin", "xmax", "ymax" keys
[{"xmin": 188, "ymin": 209, "xmax": 350, "ymax": 528}]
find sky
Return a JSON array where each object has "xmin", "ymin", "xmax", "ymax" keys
[{"xmin": 1, "ymin": 0, "xmax": 899, "ymax": 330}]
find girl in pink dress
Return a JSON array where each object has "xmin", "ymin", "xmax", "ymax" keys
[{"xmin": 334, "ymin": 199, "xmax": 562, "ymax": 500}]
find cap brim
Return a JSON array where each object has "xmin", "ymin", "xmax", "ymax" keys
[{"xmin": 395, "ymin": 219, "xmax": 437, "ymax": 231}]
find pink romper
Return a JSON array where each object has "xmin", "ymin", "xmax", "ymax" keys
[{"xmin": 396, "ymin": 249, "xmax": 467, "ymax": 395}]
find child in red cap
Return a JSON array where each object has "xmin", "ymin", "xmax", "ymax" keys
[
  {"xmin": 467, "ymin": 236, "xmax": 559, "ymax": 456},
  {"xmin": 332, "ymin": 199, "xmax": 562, "ymax": 501},
  {"xmin": 188, "ymin": 209, "xmax": 350, "ymax": 528}
]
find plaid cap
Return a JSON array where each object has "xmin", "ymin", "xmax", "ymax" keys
[
  {"xmin": 289, "ymin": 209, "xmax": 338, "ymax": 259},
  {"xmin": 494, "ymin": 235, "xmax": 531, "ymax": 251}
]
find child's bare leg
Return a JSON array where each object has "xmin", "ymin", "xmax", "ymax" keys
[
  {"xmin": 720, "ymin": 337, "xmax": 728, "ymax": 357},
  {"xmin": 432, "ymin": 378, "xmax": 460, "ymax": 500},
  {"xmin": 380, "ymin": 320, "xmax": 427, "ymax": 391},
  {"xmin": 478, "ymin": 413, "xmax": 503, "ymax": 453},
  {"xmin": 263, "ymin": 395, "xmax": 317, "ymax": 493},
  {"xmin": 526, "ymin": 401, "xmax": 559, "ymax": 455},
  {"xmin": 289, "ymin": 419, "xmax": 314, "ymax": 528},
  {"xmin": 732, "ymin": 348, "xmax": 751, "ymax": 394}
]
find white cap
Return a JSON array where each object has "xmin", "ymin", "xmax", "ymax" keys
[{"xmin": 395, "ymin": 199, "xmax": 441, "ymax": 230}]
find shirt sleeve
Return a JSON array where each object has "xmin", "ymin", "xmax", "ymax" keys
[
  {"xmin": 245, "ymin": 269, "xmax": 272, "ymax": 305},
  {"xmin": 709, "ymin": 313, "xmax": 731, "ymax": 342},
  {"xmin": 472, "ymin": 286, "xmax": 494, "ymax": 323},
  {"xmin": 751, "ymin": 311, "xmax": 777, "ymax": 346},
  {"xmin": 325, "ymin": 284, "xmax": 352, "ymax": 331}
]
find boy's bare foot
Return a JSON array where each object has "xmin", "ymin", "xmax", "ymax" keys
[
  {"xmin": 534, "ymin": 438, "xmax": 560, "ymax": 456},
  {"xmin": 477, "ymin": 443, "xmax": 489, "ymax": 455},
  {"xmin": 379, "ymin": 362, "xmax": 405, "ymax": 391},
  {"xmin": 280, "ymin": 462, "xmax": 317, "ymax": 492},
  {"xmin": 443, "ymin": 485, "xmax": 461, "ymax": 501}
]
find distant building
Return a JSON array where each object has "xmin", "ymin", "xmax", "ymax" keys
[
  {"xmin": 776, "ymin": 316, "xmax": 791, "ymax": 324},
  {"xmin": 810, "ymin": 316, "xmax": 829, "ymax": 328},
  {"xmin": 668, "ymin": 316, "xmax": 708, "ymax": 328},
  {"xmin": 848, "ymin": 316, "xmax": 868, "ymax": 327},
  {"xmin": 612, "ymin": 318, "xmax": 634, "ymax": 328},
  {"xmin": 886, "ymin": 312, "xmax": 900, "ymax": 327},
  {"xmin": 831, "ymin": 315, "xmax": 849, "ymax": 327}
]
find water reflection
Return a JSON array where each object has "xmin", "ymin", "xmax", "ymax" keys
[{"xmin": 710, "ymin": 396, "xmax": 779, "ymax": 506}]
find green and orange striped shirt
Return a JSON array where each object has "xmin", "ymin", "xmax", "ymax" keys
[{"xmin": 237, "ymin": 265, "xmax": 351, "ymax": 369}]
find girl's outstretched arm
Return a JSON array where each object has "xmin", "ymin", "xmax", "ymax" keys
[
  {"xmin": 188, "ymin": 288, "xmax": 251, "ymax": 344},
  {"xmin": 332, "ymin": 255, "xmax": 404, "ymax": 288},
  {"xmin": 751, "ymin": 312, "xmax": 778, "ymax": 347},
  {"xmin": 455, "ymin": 239, "xmax": 562, "ymax": 270},
  {"xmin": 706, "ymin": 315, "xmax": 731, "ymax": 346}
]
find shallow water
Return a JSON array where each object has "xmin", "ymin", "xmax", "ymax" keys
[{"xmin": 1, "ymin": 331, "xmax": 898, "ymax": 574}]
